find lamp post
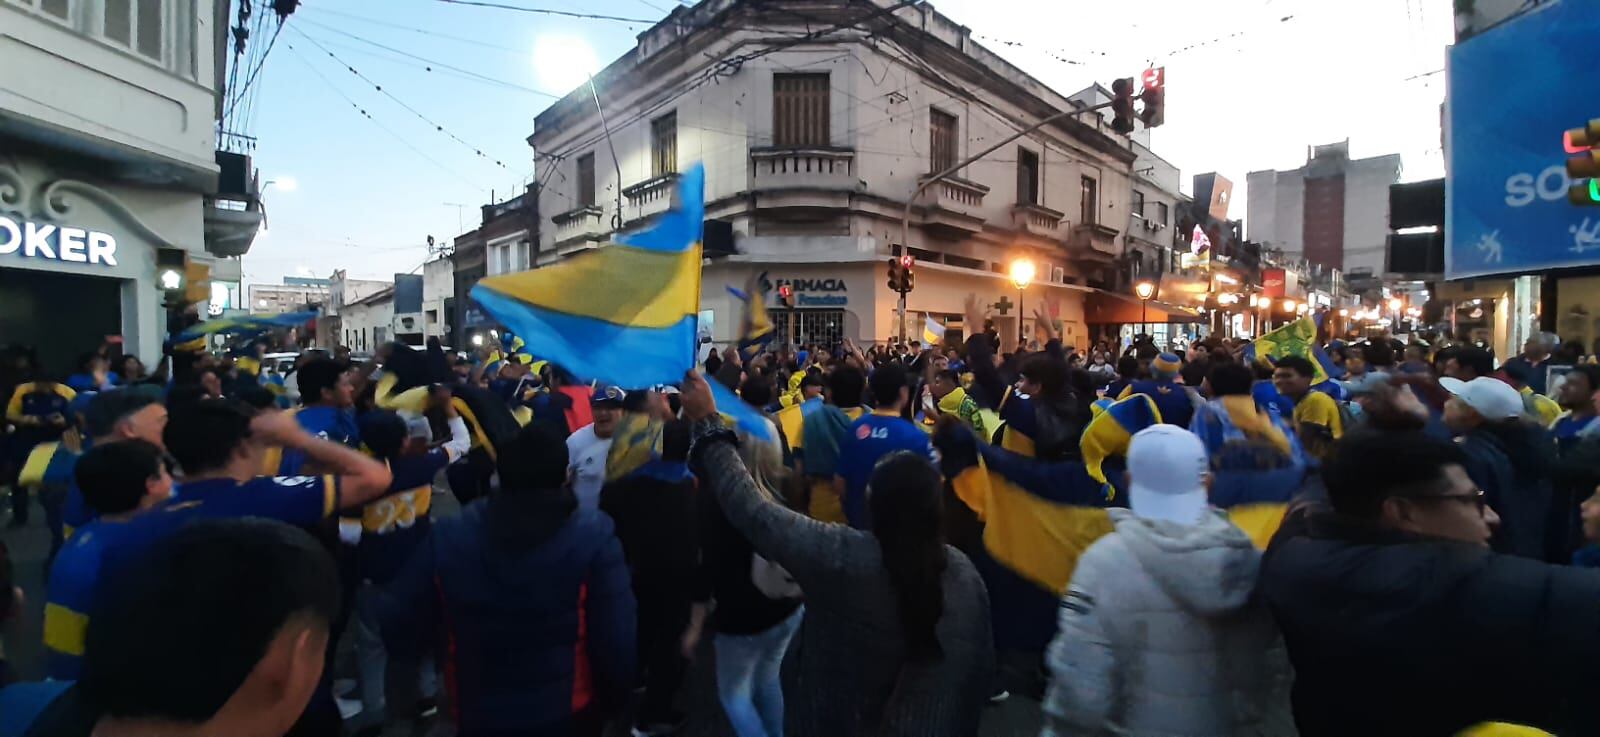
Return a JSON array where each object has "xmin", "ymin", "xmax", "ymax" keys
[
  {"xmin": 1010, "ymin": 258, "xmax": 1036, "ymax": 348},
  {"xmin": 1134, "ymin": 280, "xmax": 1156, "ymax": 338}
]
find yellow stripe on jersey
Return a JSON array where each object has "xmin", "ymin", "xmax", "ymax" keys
[{"xmin": 43, "ymin": 602, "xmax": 89, "ymax": 657}]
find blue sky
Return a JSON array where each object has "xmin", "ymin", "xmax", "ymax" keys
[{"xmin": 241, "ymin": 0, "xmax": 1450, "ymax": 287}]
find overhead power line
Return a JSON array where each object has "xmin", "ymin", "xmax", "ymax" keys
[
  {"xmin": 283, "ymin": 42, "xmax": 487, "ymax": 190},
  {"xmin": 300, "ymin": 5, "xmax": 534, "ymax": 53},
  {"xmin": 288, "ymin": 25, "xmax": 512, "ymax": 170},
  {"xmin": 431, "ymin": 0, "xmax": 679, "ymax": 26},
  {"xmin": 295, "ymin": 18, "xmax": 562, "ymax": 98}
]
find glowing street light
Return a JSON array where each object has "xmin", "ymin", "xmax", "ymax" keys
[
  {"xmin": 1011, "ymin": 258, "xmax": 1036, "ymax": 345},
  {"xmin": 1134, "ymin": 279, "xmax": 1156, "ymax": 335},
  {"xmin": 1280, "ymin": 299, "xmax": 1297, "ymax": 313},
  {"xmin": 1010, "ymin": 258, "xmax": 1036, "ymax": 290}
]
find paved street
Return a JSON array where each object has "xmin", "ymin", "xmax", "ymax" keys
[{"xmin": 2, "ymin": 489, "xmax": 1045, "ymax": 737}]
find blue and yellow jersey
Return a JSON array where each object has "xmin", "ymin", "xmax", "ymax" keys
[
  {"xmin": 356, "ymin": 448, "xmax": 456, "ymax": 585},
  {"xmin": 170, "ymin": 475, "xmax": 340, "ymax": 523},
  {"xmin": 6, "ymin": 382, "xmax": 76, "ymax": 449},
  {"xmin": 265, "ymin": 406, "xmax": 360, "ymax": 476},
  {"xmin": 1117, "ymin": 378, "xmax": 1196, "ymax": 429},
  {"xmin": 43, "ymin": 517, "xmax": 139, "ymax": 679},
  {"xmin": 19, "ymin": 441, "xmax": 93, "ymax": 539},
  {"xmin": 42, "ymin": 475, "xmax": 342, "ymax": 678},
  {"xmin": 836, "ymin": 411, "xmax": 937, "ymax": 528}
]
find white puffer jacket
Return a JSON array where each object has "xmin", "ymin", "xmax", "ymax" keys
[{"xmin": 1042, "ymin": 508, "xmax": 1296, "ymax": 737}]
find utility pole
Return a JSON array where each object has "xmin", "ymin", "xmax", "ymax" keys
[{"xmin": 896, "ymin": 99, "xmax": 1116, "ymax": 340}]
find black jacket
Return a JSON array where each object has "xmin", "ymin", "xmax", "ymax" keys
[
  {"xmin": 1458, "ymin": 421, "xmax": 1559, "ymax": 561},
  {"xmin": 1261, "ymin": 507, "xmax": 1600, "ymax": 736}
]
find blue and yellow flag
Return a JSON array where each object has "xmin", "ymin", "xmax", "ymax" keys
[
  {"xmin": 471, "ymin": 165, "xmax": 772, "ymax": 441},
  {"xmin": 167, "ymin": 311, "xmax": 317, "ymax": 352},
  {"xmin": 728, "ymin": 271, "xmax": 774, "ymax": 362},
  {"xmin": 471, "ymin": 168, "xmax": 705, "ymax": 390},
  {"xmin": 922, "ymin": 314, "xmax": 946, "ymax": 346},
  {"xmin": 1242, "ymin": 316, "xmax": 1342, "ymax": 384}
]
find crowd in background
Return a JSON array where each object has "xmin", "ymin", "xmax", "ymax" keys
[{"xmin": 1, "ymin": 299, "xmax": 1599, "ymax": 737}]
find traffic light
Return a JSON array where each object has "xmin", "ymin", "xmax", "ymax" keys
[
  {"xmin": 777, "ymin": 283, "xmax": 795, "ymax": 308},
  {"xmin": 156, "ymin": 247, "xmax": 189, "ymax": 305},
  {"xmin": 1139, "ymin": 67, "xmax": 1165, "ymax": 128},
  {"xmin": 1567, "ymin": 119, "xmax": 1600, "ymax": 206},
  {"xmin": 899, "ymin": 254, "xmax": 915, "ymax": 294},
  {"xmin": 887, "ymin": 257, "xmax": 903, "ymax": 292},
  {"xmin": 1110, "ymin": 77, "xmax": 1136, "ymax": 134}
]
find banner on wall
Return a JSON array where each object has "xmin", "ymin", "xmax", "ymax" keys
[{"xmin": 1446, "ymin": 0, "xmax": 1600, "ymax": 279}]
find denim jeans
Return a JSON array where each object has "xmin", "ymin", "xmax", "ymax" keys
[{"xmin": 714, "ymin": 605, "xmax": 803, "ymax": 737}]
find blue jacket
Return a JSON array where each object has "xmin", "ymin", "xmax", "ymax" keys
[{"xmin": 383, "ymin": 492, "xmax": 636, "ymax": 735}]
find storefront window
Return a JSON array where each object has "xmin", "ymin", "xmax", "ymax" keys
[{"xmin": 772, "ymin": 309, "xmax": 846, "ymax": 347}]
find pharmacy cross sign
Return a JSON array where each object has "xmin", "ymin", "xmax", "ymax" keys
[{"xmin": 993, "ymin": 295, "xmax": 1015, "ymax": 315}]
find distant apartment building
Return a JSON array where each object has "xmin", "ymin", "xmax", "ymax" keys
[
  {"xmin": 1246, "ymin": 141, "xmax": 1402, "ymax": 279},
  {"xmin": 247, "ymin": 277, "xmax": 330, "ymax": 314}
]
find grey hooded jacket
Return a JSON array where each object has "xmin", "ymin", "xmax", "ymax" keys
[{"xmin": 1042, "ymin": 508, "xmax": 1295, "ymax": 737}]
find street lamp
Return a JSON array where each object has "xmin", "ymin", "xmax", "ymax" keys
[
  {"xmin": 1134, "ymin": 279, "xmax": 1156, "ymax": 337},
  {"xmin": 1011, "ymin": 258, "xmax": 1036, "ymax": 346},
  {"xmin": 263, "ymin": 176, "xmax": 297, "ymax": 192}
]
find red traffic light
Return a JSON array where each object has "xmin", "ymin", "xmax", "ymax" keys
[
  {"xmin": 899, "ymin": 254, "xmax": 914, "ymax": 270},
  {"xmin": 1142, "ymin": 67, "xmax": 1164, "ymax": 90},
  {"xmin": 1139, "ymin": 67, "xmax": 1165, "ymax": 128}
]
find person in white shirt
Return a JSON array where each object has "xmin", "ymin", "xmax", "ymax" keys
[{"xmin": 566, "ymin": 385, "xmax": 625, "ymax": 509}]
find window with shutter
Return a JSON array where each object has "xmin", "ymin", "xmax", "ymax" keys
[
  {"xmin": 577, "ymin": 153, "xmax": 596, "ymax": 208},
  {"xmin": 930, "ymin": 109, "xmax": 958, "ymax": 173},
  {"xmin": 1080, "ymin": 176, "xmax": 1098, "ymax": 226},
  {"xmin": 1017, "ymin": 148, "xmax": 1039, "ymax": 205},
  {"xmin": 772, "ymin": 74, "xmax": 830, "ymax": 147},
  {"xmin": 651, "ymin": 113, "xmax": 677, "ymax": 177}
]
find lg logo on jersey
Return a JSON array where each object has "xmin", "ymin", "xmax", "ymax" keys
[
  {"xmin": 1505, "ymin": 165, "xmax": 1576, "ymax": 207},
  {"xmin": 856, "ymin": 425, "xmax": 890, "ymax": 440}
]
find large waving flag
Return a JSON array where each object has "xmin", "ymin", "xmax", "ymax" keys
[
  {"xmin": 471, "ymin": 165, "xmax": 772, "ymax": 440},
  {"xmin": 1242, "ymin": 316, "xmax": 1343, "ymax": 384},
  {"xmin": 167, "ymin": 311, "xmax": 317, "ymax": 351},
  {"xmin": 471, "ymin": 169, "xmax": 703, "ymax": 388}
]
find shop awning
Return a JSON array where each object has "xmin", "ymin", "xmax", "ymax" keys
[{"xmin": 1084, "ymin": 290, "xmax": 1204, "ymax": 324}]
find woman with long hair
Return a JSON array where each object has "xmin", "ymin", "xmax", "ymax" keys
[{"xmin": 682, "ymin": 371, "xmax": 994, "ymax": 737}]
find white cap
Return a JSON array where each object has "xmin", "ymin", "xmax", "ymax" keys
[
  {"xmin": 1126, "ymin": 425, "xmax": 1211, "ymax": 525},
  {"xmin": 1439, "ymin": 376, "xmax": 1523, "ymax": 421}
]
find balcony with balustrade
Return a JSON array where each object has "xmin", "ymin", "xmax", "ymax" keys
[
  {"xmin": 917, "ymin": 175, "xmax": 989, "ymax": 236},
  {"xmin": 1011, "ymin": 203, "xmax": 1066, "ymax": 241}
]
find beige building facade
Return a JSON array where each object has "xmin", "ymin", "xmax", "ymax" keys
[{"xmin": 526, "ymin": 0, "xmax": 1153, "ymax": 352}]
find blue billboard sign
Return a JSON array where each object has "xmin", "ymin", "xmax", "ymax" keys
[{"xmin": 1446, "ymin": 0, "xmax": 1600, "ymax": 279}]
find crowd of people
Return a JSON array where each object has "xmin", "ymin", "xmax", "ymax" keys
[{"xmin": 1, "ymin": 300, "xmax": 1599, "ymax": 737}]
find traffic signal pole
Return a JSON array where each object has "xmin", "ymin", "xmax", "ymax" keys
[{"xmin": 895, "ymin": 99, "xmax": 1116, "ymax": 341}]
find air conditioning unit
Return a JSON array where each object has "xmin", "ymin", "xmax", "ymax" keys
[{"xmin": 1143, "ymin": 219, "xmax": 1158, "ymax": 232}]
